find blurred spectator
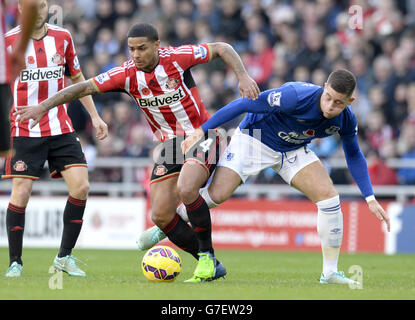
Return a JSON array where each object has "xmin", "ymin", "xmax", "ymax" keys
[
  {"xmin": 366, "ymin": 150, "xmax": 398, "ymax": 185},
  {"xmin": 95, "ymin": 0, "xmax": 116, "ymax": 30},
  {"xmin": 218, "ymin": 0, "xmax": 248, "ymax": 50},
  {"xmin": 349, "ymin": 53, "xmax": 374, "ymax": 95},
  {"xmin": 365, "ymin": 109, "xmax": 395, "ymax": 157},
  {"xmin": 159, "ymin": 0, "xmax": 180, "ymax": 43},
  {"xmin": 296, "ymin": 25, "xmax": 326, "ymax": 72},
  {"xmin": 4, "ymin": 0, "xmax": 415, "ymax": 189},
  {"xmin": 171, "ymin": 16, "xmax": 197, "ymax": 46},
  {"xmin": 93, "ymin": 27, "xmax": 120, "ymax": 56},
  {"xmin": 193, "ymin": 0, "xmax": 221, "ymax": 35},
  {"xmin": 113, "ymin": 0, "xmax": 136, "ymax": 19},
  {"xmin": 244, "ymin": 32, "xmax": 275, "ymax": 90},
  {"xmin": 293, "ymin": 65, "xmax": 311, "ymax": 82},
  {"xmin": 123, "ymin": 123, "xmax": 152, "ymax": 158},
  {"xmin": 397, "ymin": 119, "xmax": 415, "ymax": 185}
]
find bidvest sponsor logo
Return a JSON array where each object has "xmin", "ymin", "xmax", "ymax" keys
[
  {"xmin": 137, "ymin": 87, "xmax": 186, "ymax": 108},
  {"xmin": 20, "ymin": 66, "xmax": 64, "ymax": 82}
]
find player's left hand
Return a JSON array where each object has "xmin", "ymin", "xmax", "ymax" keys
[
  {"xmin": 14, "ymin": 104, "xmax": 47, "ymax": 128},
  {"xmin": 367, "ymin": 199, "xmax": 390, "ymax": 232},
  {"xmin": 238, "ymin": 74, "xmax": 260, "ymax": 100},
  {"xmin": 181, "ymin": 127, "xmax": 204, "ymax": 155},
  {"xmin": 91, "ymin": 116, "xmax": 108, "ymax": 140}
]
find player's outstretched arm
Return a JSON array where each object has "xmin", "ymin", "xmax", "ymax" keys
[
  {"xmin": 342, "ymin": 135, "xmax": 391, "ymax": 231},
  {"xmin": 14, "ymin": 79, "xmax": 99, "ymax": 129},
  {"xmin": 208, "ymin": 42, "xmax": 260, "ymax": 100}
]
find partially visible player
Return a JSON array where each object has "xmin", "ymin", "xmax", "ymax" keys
[
  {"xmin": 14, "ymin": 23, "xmax": 260, "ymax": 282},
  {"xmin": 0, "ymin": 0, "xmax": 38, "ymax": 157},
  {"xmin": 2, "ymin": 0, "xmax": 108, "ymax": 277},
  {"xmin": 141, "ymin": 70, "xmax": 391, "ymax": 284}
]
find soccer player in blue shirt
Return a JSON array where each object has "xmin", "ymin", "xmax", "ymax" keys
[{"xmin": 142, "ymin": 69, "xmax": 390, "ymax": 284}]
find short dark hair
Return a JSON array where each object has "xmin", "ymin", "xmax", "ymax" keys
[
  {"xmin": 127, "ymin": 23, "xmax": 159, "ymax": 41},
  {"xmin": 327, "ymin": 69, "xmax": 356, "ymax": 97}
]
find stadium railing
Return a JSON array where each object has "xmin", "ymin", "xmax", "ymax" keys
[{"xmin": 0, "ymin": 157, "xmax": 414, "ymax": 201}]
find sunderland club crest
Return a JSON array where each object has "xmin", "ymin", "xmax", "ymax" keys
[
  {"xmin": 165, "ymin": 78, "xmax": 179, "ymax": 90},
  {"xmin": 13, "ymin": 160, "xmax": 27, "ymax": 172},
  {"xmin": 51, "ymin": 53, "xmax": 63, "ymax": 65}
]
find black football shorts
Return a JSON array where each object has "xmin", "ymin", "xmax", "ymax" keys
[
  {"xmin": 2, "ymin": 132, "xmax": 87, "ymax": 180},
  {"xmin": 150, "ymin": 129, "xmax": 225, "ymax": 184}
]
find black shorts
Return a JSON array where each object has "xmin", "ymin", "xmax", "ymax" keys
[
  {"xmin": 0, "ymin": 84, "xmax": 13, "ymax": 152},
  {"xmin": 150, "ymin": 130, "xmax": 225, "ymax": 184},
  {"xmin": 1, "ymin": 132, "xmax": 87, "ymax": 180}
]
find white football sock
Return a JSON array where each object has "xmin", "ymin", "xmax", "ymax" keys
[{"xmin": 316, "ymin": 195, "xmax": 343, "ymax": 277}]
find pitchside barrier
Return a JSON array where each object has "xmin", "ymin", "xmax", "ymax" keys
[
  {"xmin": 0, "ymin": 157, "xmax": 414, "ymax": 253},
  {"xmin": 0, "ymin": 196, "xmax": 413, "ymax": 254}
]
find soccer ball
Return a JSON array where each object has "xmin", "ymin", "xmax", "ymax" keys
[{"xmin": 141, "ymin": 246, "xmax": 181, "ymax": 282}]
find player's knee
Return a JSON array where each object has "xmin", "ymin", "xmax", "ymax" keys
[
  {"xmin": 151, "ymin": 209, "xmax": 173, "ymax": 229},
  {"xmin": 71, "ymin": 180, "xmax": 90, "ymax": 199},
  {"xmin": 207, "ymin": 187, "xmax": 226, "ymax": 205},
  {"xmin": 317, "ymin": 189, "xmax": 339, "ymax": 203},
  {"xmin": 11, "ymin": 187, "xmax": 31, "ymax": 205},
  {"xmin": 177, "ymin": 183, "xmax": 199, "ymax": 204},
  {"xmin": 11, "ymin": 180, "xmax": 32, "ymax": 205}
]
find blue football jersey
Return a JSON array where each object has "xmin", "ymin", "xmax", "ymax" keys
[{"xmin": 238, "ymin": 82, "xmax": 358, "ymax": 152}]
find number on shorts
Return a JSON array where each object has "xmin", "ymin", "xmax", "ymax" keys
[{"xmin": 199, "ymin": 138, "xmax": 213, "ymax": 153}]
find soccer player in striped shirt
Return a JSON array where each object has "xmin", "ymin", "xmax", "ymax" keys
[
  {"xmin": 16, "ymin": 23, "xmax": 259, "ymax": 282},
  {"xmin": 16, "ymin": 22, "xmax": 260, "ymax": 282},
  {"xmin": 3, "ymin": 0, "xmax": 108, "ymax": 278}
]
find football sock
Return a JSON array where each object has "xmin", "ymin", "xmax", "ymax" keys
[
  {"xmin": 58, "ymin": 196, "xmax": 86, "ymax": 258},
  {"xmin": 316, "ymin": 195, "xmax": 343, "ymax": 277},
  {"xmin": 6, "ymin": 203, "xmax": 26, "ymax": 266},
  {"xmin": 185, "ymin": 195, "xmax": 214, "ymax": 254},
  {"xmin": 176, "ymin": 187, "xmax": 218, "ymax": 223},
  {"xmin": 162, "ymin": 213, "xmax": 199, "ymax": 260}
]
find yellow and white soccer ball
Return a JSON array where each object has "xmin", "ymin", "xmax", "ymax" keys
[{"xmin": 141, "ymin": 245, "xmax": 182, "ymax": 282}]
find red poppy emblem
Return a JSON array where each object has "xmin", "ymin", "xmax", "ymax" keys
[{"xmin": 142, "ymin": 88, "xmax": 151, "ymax": 96}]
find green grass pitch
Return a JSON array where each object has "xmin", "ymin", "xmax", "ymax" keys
[{"xmin": 0, "ymin": 248, "xmax": 414, "ymax": 300}]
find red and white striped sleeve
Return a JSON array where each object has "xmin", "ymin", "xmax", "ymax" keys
[
  {"xmin": 92, "ymin": 64, "xmax": 128, "ymax": 93},
  {"xmin": 64, "ymin": 31, "xmax": 82, "ymax": 79},
  {"xmin": 166, "ymin": 43, "xmax": 211, "ymax": 70}
]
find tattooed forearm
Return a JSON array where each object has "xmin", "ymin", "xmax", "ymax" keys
[
  {"xmin": 209, "ymin": 42, "xmax": 247, "ymax": 78},
  {"xmin": 40, "ymin": 79, "xmax": 98, "ymax": 111}
]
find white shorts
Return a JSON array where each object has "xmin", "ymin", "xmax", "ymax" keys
[{"xmin": 217, "ymin": 128, "xmax": 319, "ymax": 184}]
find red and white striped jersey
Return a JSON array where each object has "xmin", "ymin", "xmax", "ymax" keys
[
  {"xmin": 0, "ymin": 0, "xmax": 10, "ymax": 84},
  {"xmin": 92, "ymin": 44, "xmax": 212, "ymax": 141},
  {"xmin": 6, "ymin": 23, "xmax": 82, "ymax": 137}
]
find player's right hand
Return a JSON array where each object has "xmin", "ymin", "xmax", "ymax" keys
[
  {"xmin": 14, "ymin": 104, "xmax": 47, "ymax": 129},
  {"xmin": 91, "ymin": 116, "xmax": 109, "ymax": 140},
  {"xmin": 238, "ymin": 73, "xmax": 260, "ymax": 100},
  {"xmin": 181, "ymin": 127, "xmax": 204, "ymax": 155}
]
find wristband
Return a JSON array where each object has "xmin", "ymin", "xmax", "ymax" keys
[{"xmin": 365, "ymin": 195, "xmax": 376, "ymax": 202}]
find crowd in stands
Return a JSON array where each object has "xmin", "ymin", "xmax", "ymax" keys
[{"xmin": 4, "ymin": 0, "xmax": 415, "ymax": 189}]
